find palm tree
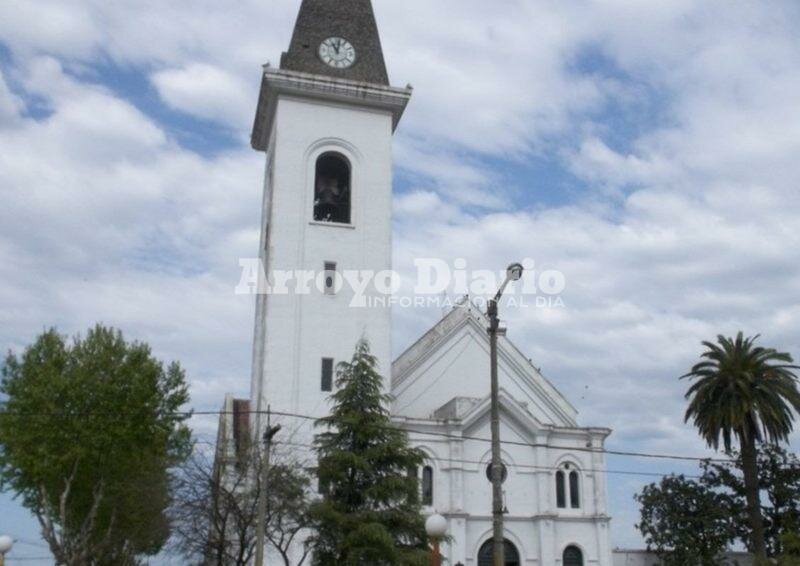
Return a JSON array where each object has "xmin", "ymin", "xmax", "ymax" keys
[{"xmin": 683, "ymin": 332, "xmax": 800, "ymax": 561}]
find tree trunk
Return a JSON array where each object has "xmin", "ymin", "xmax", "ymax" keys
[{"xmin": 740, "ymin": 432, "xmax": 767, "ymax": 560}]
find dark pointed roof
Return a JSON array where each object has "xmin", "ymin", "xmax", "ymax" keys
[{"xmin": 280, "ymin": 0, "xmax": 389, "ymax": 85}]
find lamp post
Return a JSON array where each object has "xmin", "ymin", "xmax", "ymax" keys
[
  {"xmin": 425, "ymin": 513, "xmax": 447, "ymax": 566},
  {"xmin": 0, "ymin": 535, "xmax": 13, "ymax": 566},
  {"xmin": 488, "ymin": 263, "xmax": 524, "ymax": 566}
]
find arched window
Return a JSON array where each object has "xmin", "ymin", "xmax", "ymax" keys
[
  {"xmin": 569, "ymin": 470, "xmax": 580, "ymax": 508},
  {"xmin": 556, "ymin": 470, "xmax": 566, "ymax": 508},
  {"xmin": 563, "ymin": 545, "xmax": 583, "ymax": 566},
  {"xmin": 556, "ymin": 464, "xmax": 582, "ymax": 510},
  {"xmin": 421, "ymin": 465, "xmax": 433, "ymax": 506},
  {"xmin": 314, "ymin": 152, "xmax": 351, "ymax": 224},
  {"xmin": 477, "ymin": 539, "xmax": 520, "ymax": 566}
]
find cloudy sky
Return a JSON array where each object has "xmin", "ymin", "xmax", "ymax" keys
[{"xmin": 2, "ymin": 0, "xmax": 800, "ymax": 561}]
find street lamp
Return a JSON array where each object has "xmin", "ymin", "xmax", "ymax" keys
[
  {"xmin": 0, "ymin": 535, "xmax": 14, "ymax": 566},
  {"xmin": 487, "ymin": 263, "xmax": 524, "ymax": 566},
  {"xmin": 425, "ymin": 513, "xmax": 447, "ymax": 566}
]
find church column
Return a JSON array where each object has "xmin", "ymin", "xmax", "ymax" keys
[
  {"xmin": 538, "ymin": 519, "xmax": 556, "ymax": 566},
  {"xmin": 448, "ymin": 431, "xmax": 465, "ymax": 512},
  {"xmin": 534, "ymin": 436, "xmax": 551, "ymax": 516},
  {"xmin": 536, "ymin": 436, "xmax": 555, "ymax": 565},
  {"xmin": 590, "ymin": 434, "xmax": 612, "ymax": 565},
  {"xmin": 446, "ymin": 430, "xmax": 466, "ymax": 564}
]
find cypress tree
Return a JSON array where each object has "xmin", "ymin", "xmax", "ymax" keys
[{"xmin": 310, "ymin": 339, "xmax": 429, "ymax": 565}]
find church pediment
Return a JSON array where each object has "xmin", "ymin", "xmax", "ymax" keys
[
  {"xmin": 391, "ymin": 304, "xmax": 578, "ymax": 427},
  {"xmin": 438, "ymin": 390, "xmax": 549, "ymax": 439}
]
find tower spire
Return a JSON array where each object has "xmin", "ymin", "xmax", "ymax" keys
[{"xmin": 280, "ymin": 0, "xmax": 389, "ymax": 85}]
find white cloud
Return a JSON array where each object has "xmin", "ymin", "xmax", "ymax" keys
[
  {"xmin": 0, "ymin": 57, "xmax": 262, "ymax": 414},
  {"xmin": 0, "ymin": 69, "xmax": 23, "ymax": 125},
  {"xmin": 0, "ymin": 0, "xmax": 100, "ymax": 59},
  {"xmin": 151, "ymin": 63, "xmax": 253, "ymax": 128}
]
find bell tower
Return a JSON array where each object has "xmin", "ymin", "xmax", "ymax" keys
[{"xmin": 249, "ymin": 0, "xmax": 411, "ymax": 441}]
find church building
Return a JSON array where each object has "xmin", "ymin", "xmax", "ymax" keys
[{"xmin": 217, "ymin": 1, "xmax": 615, "ymax": 564}]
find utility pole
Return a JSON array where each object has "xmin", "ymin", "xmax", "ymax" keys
[
  {"xmin": 255, "ymin": 406, "xmax": 281, "ymax": 566},
  {"xmin": 488, "ymin": 297, "xmax": 505, "ymax": 566},
  {"xmin": 487, "ymin": 263, "xmax": 524, "ymax": 566}
]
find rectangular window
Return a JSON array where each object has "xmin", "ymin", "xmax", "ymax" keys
[
  {"xmin": 324, "ymin": 262, "xmax": 337, "ymax": 295},
  {"xmin": 422, "ymin": 466, "xmax": 434, "ymax": 506},
  {"xmin": 569, "ymin": 471, "xmax": 581, "ymax": 509},
  {"xmin": 556, "ymin": 471, "xmax": 566, "ymax": 509},
  {"xmin": 321, "ymin": 358, "xmax": 334, "ymax": 392}
]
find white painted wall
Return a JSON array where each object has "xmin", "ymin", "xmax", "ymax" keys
[
  {"xmin": 251, "ymin": 92, "xmax": 396, "ymax": 444},
  {"xmin": 392, "ymin": 305, "xmax": 578, "ymax": 426},
  {"xmin": 394, "ymin": 306, "xmax": 613, "ymax": 566},
  {"xmin": 402, "ymin": 413, "xmax": 612, "ymax": 565}
]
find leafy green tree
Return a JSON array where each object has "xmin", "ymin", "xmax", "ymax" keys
[
  {"xmin": 702, "ymin": 444, "xmax": 800, "ymax": 556},
  {"xmin": 635, "ymin": 474, "xmax": 736, "ymax": 566},
  {"xmin": 309, "ymin": 339, "xmax": 428, "ymax": 565},
  {"xmin": 777, "ymin": 531, "xmax": 800, "ymax": 565},
  {"xmin": 0, "ymin": 326, "xmax": 191, "ymax": 564},
  {"xmin": 682, "ymin": 332, "xmax": 800, "ymax": 560}
]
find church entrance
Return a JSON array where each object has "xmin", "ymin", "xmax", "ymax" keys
[
  {"xmin": 563, "ymin": 545, "xmax": 584, "ymax": 566},
  {"xmin": 477, "ymin": 539, "xmax": 520, "ymax": 566}
]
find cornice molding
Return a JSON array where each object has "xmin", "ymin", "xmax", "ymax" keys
[{"xmin": 251, "ymin": 67, "xmax": 412, "ymax": 151}]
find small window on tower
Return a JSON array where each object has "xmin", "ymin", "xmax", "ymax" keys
[
  {"xmin": 321, "ymin": 358, "xmax": 334, "ymax": 392},
  {"xmin": 324, "ymin": 262, "xmax": 337, "ymax": 295},
  {"xmin": 314, "ymin": 153, "xmax": 351, "ymax": 224}
]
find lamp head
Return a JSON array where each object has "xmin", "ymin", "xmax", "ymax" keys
[
  {"xmin": 425, "ymin": 513, "xmax": 448, "ymax": 538},
  {"xmin": 507, "ymin": 263, "xmax": 524, "ymax": 282},
  {"xmin": 0, "ymin": 535, "xmax": 13, "ymax": 554}
]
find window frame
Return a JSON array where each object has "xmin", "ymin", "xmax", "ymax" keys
[
  {"xmin": 421, "ymin": 465, "xmax": 434, "ymax": 507},
  {"xmin": 312, "ymin": 151, "xmax": 352, "ymax": 226},
  {"xmin": 556, "ymin": 463, "xmax": 582, "ymax": 510},
  {"xmin": 320, "ymin": 357, "xmax": 334, "ymax": 392},
  {"xmin": 556, "ymin": 470, "xmax": 567, "ymax": 509},
  {"xmin": 323, "ymin": 261, "xmax": 337, "ymax": 295},
  {"xmin": 569, "ymin": 470, "xmax": 581, "ymax": 509}
]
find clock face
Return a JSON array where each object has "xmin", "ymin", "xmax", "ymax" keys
[{"xmin": 319, "ymin": 37, "xmax": 356, "ymax": 69}]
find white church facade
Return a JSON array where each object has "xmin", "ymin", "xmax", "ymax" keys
[
  {"xmin": 218, "ymin": 1, "xmax": 615, "ymax": 564},
  {"xmin": 392, "ymin": 302, "xmax": 612, "ymax": 565}
]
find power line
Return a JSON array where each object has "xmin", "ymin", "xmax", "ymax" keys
[
  {"xmin": 0, "ymin": 407, "xmax": 736, "ymax": 464},
  {"xmin": 188, "ymin": 411, "xmax": 734, "ymax": 479},
  {"xmin": 244, "ymin": 408, "xmax": 735, "ymax": 464},
  {"xmin": 256, "ymin": 438, "xmax": 704, "ymax": 480}
]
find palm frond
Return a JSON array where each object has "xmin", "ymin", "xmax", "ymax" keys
[{"xmin": 682, "ymin": 333, "xmax": 800, "ymax": 451}]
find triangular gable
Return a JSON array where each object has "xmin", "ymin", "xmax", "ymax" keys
[
  {"xmin": 458, "ymin": 389, "xmax": 549, "ymax": 440},
  {"xmin": 391, "ymin": 303, "xmax": 578, "ymax": 427}
]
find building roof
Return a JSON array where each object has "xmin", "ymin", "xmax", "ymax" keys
[
  {"xmin": 280, "ymin": 0, "xmax": 390, "ymax": 85},
  {"xmin": 391, "ymin": 302, "xmax": 582, "ymax": 427}
]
